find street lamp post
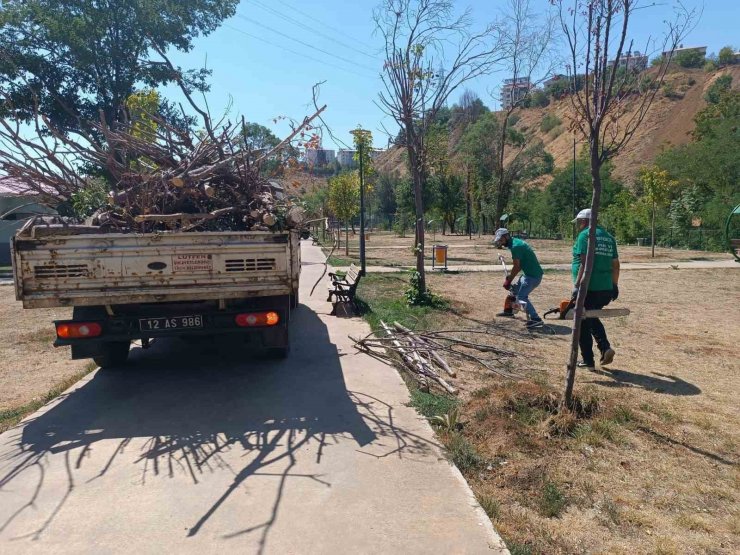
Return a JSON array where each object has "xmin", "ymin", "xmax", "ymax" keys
[{"xmin": 358, "ymin": 139, "xmax": 366, "ymax": 276}]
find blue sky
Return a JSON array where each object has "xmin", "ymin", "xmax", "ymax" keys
[{"xmin": 165, "ymin": 0, "xmax": 739, "ymax": 151}]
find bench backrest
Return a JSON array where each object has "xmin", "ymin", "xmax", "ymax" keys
[{"xmin": 346, "ymin": 263, "xmax": 361, "ymax": 284}]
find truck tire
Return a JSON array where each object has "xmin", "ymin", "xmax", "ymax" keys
[{"xmin": 93, "ymin": 342, "xmax": 131, "ymax": 368}]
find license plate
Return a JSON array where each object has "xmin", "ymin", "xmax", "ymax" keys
[{"xmin": 139, "ymin": 315, "xmax": 203, "ymax": 331}]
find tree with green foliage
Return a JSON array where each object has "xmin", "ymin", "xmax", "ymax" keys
[
  {"xmin": 328, "ymin": 172, "xmax": 360, "ymax": 255},
  {"xmin": 0, "ymin": 0, "xmax": 238, "ymax": 132},
  {"xmin": 704, "ymin": 74, "xmax": 733, "ymax": 105},
  {"xmin": 674, "ymin": 48, "xmax": 705, "ymax": 68},
  {"xmin": 718, "ymin": 46, "xmax": 736, "ymax": 66},
  {"xmin": 639, "ymin": 166, "xmax": 678, "ymax": 257}
]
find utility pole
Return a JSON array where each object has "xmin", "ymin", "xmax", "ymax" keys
[{"xmin": 358, "ymin": 138, "xmax": 366, "ymax": 275}]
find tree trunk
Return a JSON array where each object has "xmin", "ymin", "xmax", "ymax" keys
[
  {"xmin": 564, "ymin": 142, "xmax": 603, "ymax": 409},
  {"xmin": 345, "ymin": 221, "xmax": 349, "ymax": 256},
  {"xmin": 407, "ymin": 145, "xmax": 426, "ymax": 294},
  {"xmin": 651, "ymin": 200, "xmax": 656, "ymax": 258},
  {"xmin": 466, "ymin": 171, "xmax": 472, "ymax": 239},
  {"xmin": 494, "ymin": 108, "xmax": 515, "ymax": 223}
]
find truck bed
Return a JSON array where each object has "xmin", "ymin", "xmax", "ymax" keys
[{"xmin": 12, "ymin": 230, "xmax": 300, "ymax": 309}]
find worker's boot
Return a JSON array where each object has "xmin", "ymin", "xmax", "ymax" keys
[
  {"xmin": 577, "ymin": 361, "xmax": 596, "ymax": 371},
  {"xmin": 600, "ymin": 348, "xmax": 616, "ymax": 366}
]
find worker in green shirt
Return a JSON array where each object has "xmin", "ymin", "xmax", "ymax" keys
[
  {"xmin": 493, "ymin": 228, "xmax": 544, "ymax": 329},
  {"xmin": 572, "ymin": 209, "xmax": 620, "ymax": 370}
]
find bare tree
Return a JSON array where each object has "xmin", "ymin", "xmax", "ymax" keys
[
  {"xmin": 555, "ymin": 0, "xmax": 696, "ymax": 408},
  {"xmin": 491, "ymin": 0, "xmax": 555, "ymax": 224},
  {"xmin": 375, "ymin": 0, "xmax": 502, "ymax": 297}
]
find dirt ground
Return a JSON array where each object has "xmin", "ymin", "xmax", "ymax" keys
[
  {"xmin": 358, "ymin": 267, "xmax": 740, "ymax": 554},
  {"xmin": 326, "ymin": 231, "xmax": 732, "ymax": 267},
  {"xmin": 0, "ymin": 286, "xmax": 87, "ymax": 412}
]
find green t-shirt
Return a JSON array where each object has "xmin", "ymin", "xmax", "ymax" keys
[
  {"xmin": 572, "ymin": 226, "xmax": 618, "ymax": 291},
  {"xmin": 509, "ymin": 237, "xmax": 543, "ymax": 278}
]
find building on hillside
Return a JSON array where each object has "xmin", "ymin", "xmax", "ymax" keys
[
  {"xmin": 543, "ymin": 74, "xmax": 567, "ymax": 89},
  {"xmin": 337, "ymin": 149, "xmax": 357, "ymax": 167},
  {"xmin": 304, "ymin": 148, "xmax": 336, "ymax": 167},
  {"xmin": 500, "ymin": 77, "xmax": 532, "ymax": 110},
  {"xmin": 368, "ymin": 149, "xmax": 385, "ymax": 161},
  {"xmin": 661, "ymin": 45, "xmax": 707, "ymax": 59},
  {"xmin": 608, "ymin": 50, "xmax": 648, "ymax": 71},
  {"xmin": 0, "ymin": 179, "xmax": 56, "ymax": 265}
]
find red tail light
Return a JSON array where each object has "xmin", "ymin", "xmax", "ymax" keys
[
  {"xmin": 56, "ymin": 322, "xmax": 103, "ymax": 339},
  {"xmin": 235, "ymin": 311, "xmax": 280, "ymax": 327}
]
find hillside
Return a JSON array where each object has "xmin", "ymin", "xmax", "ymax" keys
[{"xmin": 375, "ymin": 65, "xmax": 740, "ymax": 186}]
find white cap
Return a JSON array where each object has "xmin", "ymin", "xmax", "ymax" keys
[
  {"xmin": 572, "ymin": 208, "xmax": 591, "ymax": 222},
  {"xmin": 493, "ymin": 228, "xmax": 509, "ymax": 245}
]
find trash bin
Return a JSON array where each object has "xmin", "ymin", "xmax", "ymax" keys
[{"xmin": 432, "ymin": 244, "xmax": 448, "ymax": 271}]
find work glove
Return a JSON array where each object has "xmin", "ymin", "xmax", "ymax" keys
[
  {"xmin": 571, "ymin": 286, "xmax": 580, "ymax": 301},
  {"xmin": 503, "ymin": 278, "xmax": 512, "ymax": 290},
  {"xmin": 611, "ymin": 283, "xmax": 619, "ymax": 301}
]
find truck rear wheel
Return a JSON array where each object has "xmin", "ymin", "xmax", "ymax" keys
[{"xmin": 93, "ymin": 341, "xmax": 131, "ymax": 368}]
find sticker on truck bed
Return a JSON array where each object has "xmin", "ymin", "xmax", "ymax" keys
[{"xmin": 172, "ymin": 254, "xmax": 213, "ymax": 272}]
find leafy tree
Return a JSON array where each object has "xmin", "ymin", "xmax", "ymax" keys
[
  {"xmin": 527, "ymin": 89, "xmax": 550, "ymax": 108},
  {"xmin": 718, "ymin": 46, "xmax": 736, "ymax": 66},
  {"xmin": 328, "ymin": 172, "xmax": 360, "ymax": 255},
  {"xmin": 674, "ymin": 49, "xmax": 705, "ymax": 68},
  {"xmin": 0, "ymin": 0, "xmax": 238, "ymax": 132},
  {"xmin": 639, "ymin": 166, "xmax": 679, "ymax": 257},
  {"xmin": 704, "ymin": 74, "xmax": 733, "ymax": 105},
  {"xmin": 373, "ymin": 174, "xmax": 398, "ymax": 229},
  {"xmin": 431, "ymin": 174, "xmax": 465, "ymax": 234},
  {"xmin": 242, "ymin": 122, "xmax": 280, "ymax": 152}
]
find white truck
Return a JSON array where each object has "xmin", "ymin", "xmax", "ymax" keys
[{"xmin": 11, "ymin": 221, "xmax": 301, "ymax": 366}]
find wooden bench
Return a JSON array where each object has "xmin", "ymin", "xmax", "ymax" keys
[{"xmin": 328, "ymin": 263, "xmax": 362, "ymax": 313}]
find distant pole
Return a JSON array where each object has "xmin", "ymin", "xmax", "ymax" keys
[{"xmin": 358, "ymin": 139, "xmax": 366, "ymax": 275}]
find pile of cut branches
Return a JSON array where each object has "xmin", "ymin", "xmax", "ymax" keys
[
  {"xmin": 352, "ymin": 321, "xmax": 520, "ymax": 394},
  {"xmin": 0, "ymin": 49, "xmax": 324, "ymax": 234}
]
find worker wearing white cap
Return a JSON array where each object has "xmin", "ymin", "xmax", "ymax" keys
[
  {"xmin": 493, "ymin": 228, "xmax": 544, "ymax": 329},
  {"xmin": 572, "ymin": 208, "xmax": 620, "ymax": 370}
]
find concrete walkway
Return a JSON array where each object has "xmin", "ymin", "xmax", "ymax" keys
[
  {"xmin": 0, "ymin": 241, "xmax": 507, "ymax": 554},
  {"xmin": 335, "ymin": 259, "xmax": 740, "ymax": 274}
]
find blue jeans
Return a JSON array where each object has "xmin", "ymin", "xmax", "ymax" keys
[{"xmin": 512, "ymin": 275, "xmax": 542, "ymax": 320}]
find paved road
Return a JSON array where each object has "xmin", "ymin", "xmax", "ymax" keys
[
  {"xmin": 0, "ymin": 241, "xmax": 506, "ymax": 554},
  {"xmin": 335, "ymin": 259, "xmax": 740, "ymax": 274}
]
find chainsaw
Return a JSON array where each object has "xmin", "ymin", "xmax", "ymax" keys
[
  {"xmin": 498, "ymin": 255, "xmax": 526, "ymax": 314},
  {"xmin": 543, "ymin": 298, "xmax": 576, "ymax": 320},
  {"xmin": 543, "ymin": 296, "xmax": 631, "ymax": 320}
]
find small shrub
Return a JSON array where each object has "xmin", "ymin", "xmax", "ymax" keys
[
  {"xmin": 472, "ymin": 386, "xmax": 492, "ymax": 399},
  {"xmin": 476, "ymin": 494, "xmax": 500, "ymax": 520},
  {"xmin": 662, "ymin": 82, "xmax": 681, "ymax": 99},
  {"xmin": 507, "ymin": 113, "xmax": 521, "ymax": 126},
  {"xmin": 429, "ymin": 407, "xmax": 461, "ymax": 432},
  {"xmin": 474, "ymin": 405, "xmax": 494, "ymax": 422},
  {"xmin": 548, "ymin": 124, "xmax": 564, "ymax": 139},
  {"xmin": 687, "ymin": 77, "xmax": 697, "ymax": 86},
  {"xmin": 705, "ymin": 74, "xmax": 733, "ymax": 104},
  {"xmin": 539, "ymin": 480, "xmax": 567, "ymax": 517},
  {"xmin": 540, "ymin": 113, "xmax": 561, "ymax": 133},
  {"xmin": 446, "ymin": 432, "xmax": 485, "ymax": 472},
  {"xmin": 704, "ymin": 59, "xmax": 719, "ymax": 73},
  {"xmin": 529, "ymin": 89, "xmax": 550, "ymax": 108},
  {"xmin": 404, "ymin": 270, "xmax": 444, "ymax": 306},
  {"xmin": 612, "ymin": 405, "xmax": 636, "ymax": 424}
]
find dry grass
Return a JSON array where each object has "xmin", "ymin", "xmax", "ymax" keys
[
  {"xmin": 325, "ymin": 231, "xmax": 731, "ymax": 268},
  {"xmin": 358, "ymin": 267, "xmax": 740, "ymax": 554},
  {"xmin": 0, "ymin": 287, "xmax": 90, "ymax": 412}
]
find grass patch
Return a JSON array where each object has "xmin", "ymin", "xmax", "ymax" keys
[
  {"xmin": 506, "ymin": 542, "xmax": 533, "ymax": 555},
  {"xmin": 476, "ymin": 493, "xmax": 500, "ymax": 520},
  {"xmin": 356, "ymin": 274, "xmax": 447, "ymax": 332},
  {"xmin": 0, "ymin": 361, "xmax": 97, "ymax": 433},
  {"xmin": 539, "ymin": 479, "xmax": 568, "ymax": 517},
  {"xmin": 572, "ymin": 418, "xmax": 622, "ymax": 446},
  {"xmin": 327, "ymin": 255, "xmax": 355, "ymax": 266},
  {"xmin": 408, "ymin": 389, "xmax": 459, "ymax": 418},
  {"xmin": 445, "ymin": 432, "xmax": 485, "ymax": 472},
  {"xmin": 472, "ymin": 386, "xmax": 492, "ymax": 399}
]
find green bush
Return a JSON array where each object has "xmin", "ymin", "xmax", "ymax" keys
[
  {"xmin": 529, "ymin": 89, "xmax": 550, "ymax": 108},
  {"xmin": 540, "ymin": 113, "xmax": 561, "ymax": 133},
  {"xmin": 662, "ymin": 82, "xmax": 681, "ymax": 99},
  {"xmin": 704, "ymin": 59, "xmax": 719, "ymax": 72},
  {"xmin": 704, "ymin": 74, "xmax": 733, "ymax": 104},
  {"xmin": 539, "ymin": 480, "xmax": 567, "ymax": 517},
  {"xmin": 674, "ymin": 49, "xmax": 705, "ymax": 68},
  {"xmin": 718, "ymin": 46, "xmax": 736, "ymax": 66}
]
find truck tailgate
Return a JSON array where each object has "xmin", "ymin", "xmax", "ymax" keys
[{"xmin": 13, "ymin": 231, "xmax": 299, "ymax": 308}]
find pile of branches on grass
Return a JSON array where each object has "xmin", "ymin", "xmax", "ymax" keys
[
  {"xmin": 0, "ymin": 49, "xmax": 324, "ymax": 235},
  {"xmin": 352, "ymin": 321, "xmax": 520, "ymax": 395}
]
